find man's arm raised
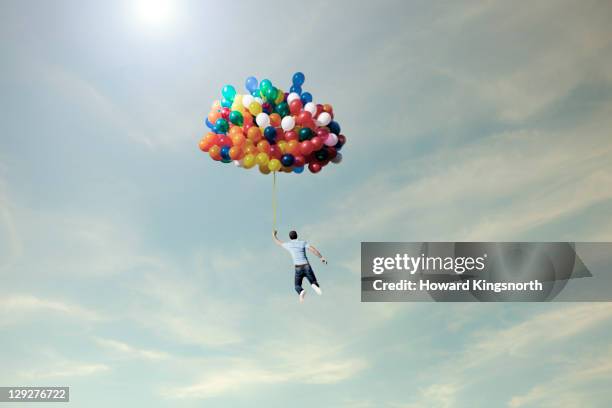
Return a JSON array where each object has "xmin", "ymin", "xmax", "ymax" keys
[{"xmin": 272, "ymin": 230, "xmax": 283, "ymax": 246}]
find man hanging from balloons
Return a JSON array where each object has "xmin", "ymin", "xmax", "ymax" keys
[{"xmin": 198, "ymin": 72, "xmax": 346, "ymax": 302}]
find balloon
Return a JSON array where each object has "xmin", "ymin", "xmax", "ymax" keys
[
  {"xmin": 290, "ymin": 84, "xmax": 302, "ymax": 94},
  {"xmin": 229, "ymin": 146, "xmax": 242, "ymax": 160},
  {"xmin": 308, "ymin": 162, "xmax": 322, "ymax": 173},
  {"xmin": 300, "ymin": 92, "xmax": 313, "ymax": 104},
  {"xmin": 281, "ymin": 116, "xmax": 295, "ymax": 131},
  {"xmin": 242, "ymin": 111, "xmax": 253, "ymax": 126},
  {"xmin": 229, "ymin": 110, "xmax": 244, "ymax": 126},
  {"xmin": 269, "ymin": 144, "xmax": 282, "ymax": 159},
  {"xmin": 299, "ymin": 127, "xmax": 313, "ymax": 141},
  {"xmin": 316, "ymin": 112, "xmax": 332, "ymax": 126},
  {"xmin": 284, "ymin": 130, "xmax": 298, "ymax": 141},
  {"xmin": 304, "ymin": 102, "xmax": 316, "ymax": 116},
  {"xmin": 209, "ymin": 145, "xmax": 221, "ymax": 161},
  {"xmin": 217, "ymin": 135, "xmax": 232, "ymax": 147},
  {"xmin": 247, "ymin": 126, "xmax": 262, "ymax": 142},
  {"xmin": 260, "ymin": 79, "xmax": 272, "ymax": 92},
  {"xmin": 286, "ymin": 140, "xmax": 300, "ymax": 155},
  {"xmin": 277, "ymin": 140, "xmax": 288, "ymax": 153},
  {"xmin": 248, "ymin": 101, "xmax": 262, "ymax": 116},
  {"xmin": 293, "ymin": 166, "xmax": 304, "ymax": 174},
  {"xmin": 289, "ymin": 99, "xmax": 303, "ymax": 115},
  {"xmin": 257, "ymin": 140, "xmax": 271, "ymax": 154},
  {"xmin": 294, "ymin": 155, "xmax": 306, "ymax": 167},
  {"xmin": 269, "ymin": 113, "xmax": 281, "ymax": 127},
  {"xmin": 242, "ymin": 94, "xmax": 254, "ymax": 109},
  {"xmin": 314, "ymin": 148, "xmax": 328, "ymax": 162},
  {"xmin": 256, "ymin": 152, "xmax": 269, "ymax": 166},
  {"xmin": 299, "ymin": 140, "xmax": 314, "ymax": 155},
  {"xmin": 276, "ymin": 101, "xmax": 289, "ymax": 117},
  {"xmin": 331, "ymin": 152, "xmax": 342, "ymax": 164},
  {"xmin": 268, "ymin": 158, "xmax": 281, "ymax": 172},
  {"xmin": 220, "ymin": 145, "xmax": 231, "ymax": 161},
  {"xmin": 221, "ymin": 98, "xmax": 232, "ymax": 108},
  {"xmin": 311, "ymin": 136, "xmax": 324, "ymax": 150},
  {"xmin": 281, "ymin": 154, "xmax": 295, "ymax": 167},
  {"xmin": 264, "ymin": 126, "xmax": 277, "ymax": 144},
  {"xmin": 230, "ymin": 131, "xmax": 245, "ymax": 147},
  {"xmin": 220, "ymin": 107, "xmax": 231, "ymax": 120},
  {"xmin": 245, "ymin": 76, "xmax": 258, "ymax": 93},
  {"xmin": 287, "ymin": 92, "xmax": 300, "ymax": 104},
  {"xmin": 215, "ymin": 118, "xmax": 229, "ymax": 133},
  {"xmin": 274, "ymin": 89, "xmax": 284, "ymax": 104},
  {"xmin": 296, "ymin": 111, "xmax": 312, "ymax": 126},
  {"xmin": 243, "ymin": 153, "xmax": 256, "ymax": 168},
  {"xmin": 222, "ymin": 85, "xmax": 236, "ymax": 101},
  {"xmin": 329, "ymin": 120, "xmax": 341, "ymax": 135},
  {"xmin": 205, "ymin": 118, "xmax": 215, "ymax": 130},
  {"xmin": 292, "ymin": 72, "xmax": 305, "ymax": 86},
  {"xmin": 256, "ymin": 112, "xmax": 270, "ymax": 128},
  {"xmin": 324, "ymin": 133, "xmax": 338, "ymax": 146},
  {"xmin": 259, "ymin": 164, "xmax": 271, "ymax": 174},
  {"xmin": 336, "ymin": 134, "xmax": 346, "ymax": 150}
]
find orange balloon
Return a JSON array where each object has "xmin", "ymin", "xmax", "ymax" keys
[
  {"xmin": 257, "ymin": 140, "xmax": 271, "ymax": 154},
  {"xmin": 211, "ymin": 100, "xmax": 221, "ymax": 110},
  {"xmin": 244, "ymin": 144, "xmax": 258, "ymax": 155},
  {"xmin": 230, "ymin": 132, "xmax": 245, "ymax": 147},
  {"xmin": 243, "ymin": 112, "xmax": 253, "ymax": 126},
  {"xmin": 199, "ymin": 138, "xmax": 209, "ymax": 152},
  {"xmin": 287, "ymin": 140, "xmax": 300, "ymax": 155},
  {"xmin": 229, "ymin": 126, "xmax": 243, "ymax": 137},
  {"xmin": 229, "ymin": 146, "xmax": 243, "ymax": 160},
  {"xmin": 269, "ymin": 113, "xmax": 281, "ymax": 127},
  {"xmin": 209, "ymin": 145, "xmax": 221, "ymax": 161},
  {"xmin": 247, "ymin": 126, "xmax": 262, "ymax": 143},
  {"xmin": 208, "ymin": 110, "xmax": 221, "ymax": 124}
]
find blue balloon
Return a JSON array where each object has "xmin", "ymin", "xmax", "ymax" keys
[
  {"xmin": 245, "ymin": 76, "xmax": 258, "ymax": 93},
  {"xmin": 290, "ymin": 85, "xmax": 302, "ymax": 95},
  {"xmin": 293, "ymin": 166, "xmax": 304, "ymax": 174},
  {"xmin": 329, "ymin": 120, "xmax": 341, "ymax": 135},
  {"xmin": 220, "ymin": 145, "xmax": 231, "ymax": 160},
  {"xmin": 264, "ymin": 126, "xmax": 277, "ymax": 139},
  {"xmin": 205, "ymin": 118, "xmax": 215, "ymax": 130},
  {"xmin": 251, "ymin": 90, "xmax": 259, "ymax": 97},
  {"xmin": 221, "ymin": 98, "xmax": 232, "ymax": 108},
  {"xmin": 292, "ymin": 72, "xmax": 305, "ymax": 86},
  {"xmin": 281, "ymin": 154, "xmax": 295, "ymax": 167},
  {"xmin": 300, "ymin": 92, "xmax": 313, "ymax": 104}
]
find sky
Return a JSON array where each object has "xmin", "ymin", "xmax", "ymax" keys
[{"xmin": 1, "ymin": 0, "xmax": 612, "ymax": 406}]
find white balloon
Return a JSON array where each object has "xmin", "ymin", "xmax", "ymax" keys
[
  {"xmin": 256, "ymin": 112, "xmax": 270, "ymax": 128},
  {"xmin": 317, "ymin": 112, "xmax": 332, "ymax": 126},
  {"xmin": 324, "ymin": 133, "xmax": 338, "ymax": 146},
  {"xmin": 331, "ymin": 152, "xmax": 343, "ymax": 164},
  {"xmin": 254, "ymin": 97, "xmax": 264, "ymax": 105},
  {"xmin": 287, "ymin": 92, "xmax": 300, "ymax": 104},
  {"xmin": 304, "ymin": 102, "xmax": 316, "ymax": 115},
  {"xmin": 242, "ymin": 95, "xmax": 254, "ymax": 109},
  {"xmin": 281, "ymin": 116, "xmax": 295, "ymax": 131},
  {"xmin": 234, "ymin": 160, "xmax": 242, "ymax": 167}
]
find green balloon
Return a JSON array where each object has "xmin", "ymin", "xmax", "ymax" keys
[
  {"xmin": 215, "ymin": 118, "xmax": 229, "ymax": 133},
  {"xmin": 222, "ymin": 85, "xmax": 236, "ymax": 101},
  {"xmin": 276, "ymin": 101, "xmax": 289, "ymax": 117},
  {"xmin": 299, "ymin": 127, "xmax": 313, "ymax": 141},
  {"xmin": 260, "ymin": 79, "xmax": 272, "ymax": 92},
  {"xmin": 229, "ymin": 110, "xmax": 244, "ymax": 126}
]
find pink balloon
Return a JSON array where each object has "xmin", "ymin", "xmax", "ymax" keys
[{"xmin": 324, "ymin": 133, "xmax": 338, "ymax": 146}]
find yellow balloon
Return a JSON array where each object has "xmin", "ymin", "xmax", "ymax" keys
[
  {"xmin": 259, "ymin": 164, "xmax": 271, "ymax": 174},
  {"xmin": 277, "ymin": 140, "xmax": 288, "ymax": 154},
  {"xmin": 268, "ymin": 159, "xmax": 281, "ymax": 172},
  {"xmin": 243, "ymin": 153, "xmax": 256, "ymax": 169},
  {"xmin": 256, "ymin": 152, "xmax": 269, "ymax": 166},
  {"xmin": 249, "ymin": 101, "xmax": 262, "ymax": 116},
  {"xmin": 274, "ymin": 89, "xmax": 284, "ymax": 104}
]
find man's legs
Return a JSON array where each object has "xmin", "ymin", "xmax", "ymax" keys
[
  {"xmin": 304, "ymin": 264, "xmax": 322, "ymax": 295},
  {"xmin": 294, "ymin": 266, "xmax": 306, "ymax": 302}
]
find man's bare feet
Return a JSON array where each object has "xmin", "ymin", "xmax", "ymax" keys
[
  {"xmin": 299, "ymin": 290, "xmax": 306, "ymax": 303},
  {"xmin": 311, "ymin": 284, "xmax": 322, "ymax": 295}
]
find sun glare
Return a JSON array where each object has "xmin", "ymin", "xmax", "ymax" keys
[{"xmin": 133, "ymin": 0, "xmax": 175, "ymax": 28}]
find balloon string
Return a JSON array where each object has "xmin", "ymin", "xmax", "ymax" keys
[{"xmin": 272, "ymin": 171, "xmax": 277, "ymax": 232}]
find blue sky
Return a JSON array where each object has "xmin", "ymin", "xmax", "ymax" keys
[{"xmin": 1, "ymin": 0, "xmax": 612, "ymax": 406}]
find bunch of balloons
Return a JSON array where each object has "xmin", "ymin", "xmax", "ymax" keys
[{"xmin": 198, "ymin": 72, "xmax": 346, "ymax": 174}]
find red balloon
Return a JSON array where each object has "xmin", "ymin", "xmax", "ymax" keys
[
  {"xmin": 269, "ymin": 144, "xmax": 282, "ymax": 159},
  {"xmin": 293, "ymin": 155, "xmax": 306, "ymax": 167},
  {"xmin": 311, "ymin": 136, "xmax": 324, "ymax": 151},
  {"xmin": 243, "ymin": 123, "xmax": 254, "ymax": 134},
  {"xmin": 289, "ymin": 99, "xmax": 303, "ymax": 115},
  {"xmin": 316, "ymin": 128, "xmax": 329, "ymax": 139},
  {"xmin": 221, "ymin": 107, "xmax": 231, "ymax": 120},
  {"xmin": 217, "ymin": 135, "xmax": 232, "ymax": 147},
  {"xmin": 284, "ymin": 130, "xmax": 298, "ymax": 142},
  {"xmin": 308, "ymin": 162, "xmax": 322, "ymax": 173},
  {"xmin": 337, "ymin": 134, "xmax": 346, "ymax": 146},
  {"xmin": 316, "ymin": 104, "xmax": 324, "ymax": 117},
  {"xmin": 296, "ymin": 111, "xmax": 312, "ymax": 126},
  {"xmin": 327, "ymin": 146, "xmax": 337, "ymax": 160},
  {"xmin": 299, "ymin": 140, "xmax": 314, "ymax": 155}
]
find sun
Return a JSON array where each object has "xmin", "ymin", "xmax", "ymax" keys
[{"xmin": 132, "ymin": 0, "xmax": 175, "ymax": 28}]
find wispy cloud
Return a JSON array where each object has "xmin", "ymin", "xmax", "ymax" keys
[
  {"xmin": 94, "ymin": 337, "xmax": 171, "ymax": 361},
  {"xmin": 0, "ymin": 294, "xmax": 106, "ymax": 325}
]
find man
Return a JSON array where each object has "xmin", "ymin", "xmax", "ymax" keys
[{"xmin": 273, "ymin": 230, "xmax": 327, "ymax": 303}]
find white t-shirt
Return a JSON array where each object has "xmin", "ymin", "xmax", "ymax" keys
[{"xmin": 282, "ymin": 240, "xmax": 311, "ymax": 265}]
